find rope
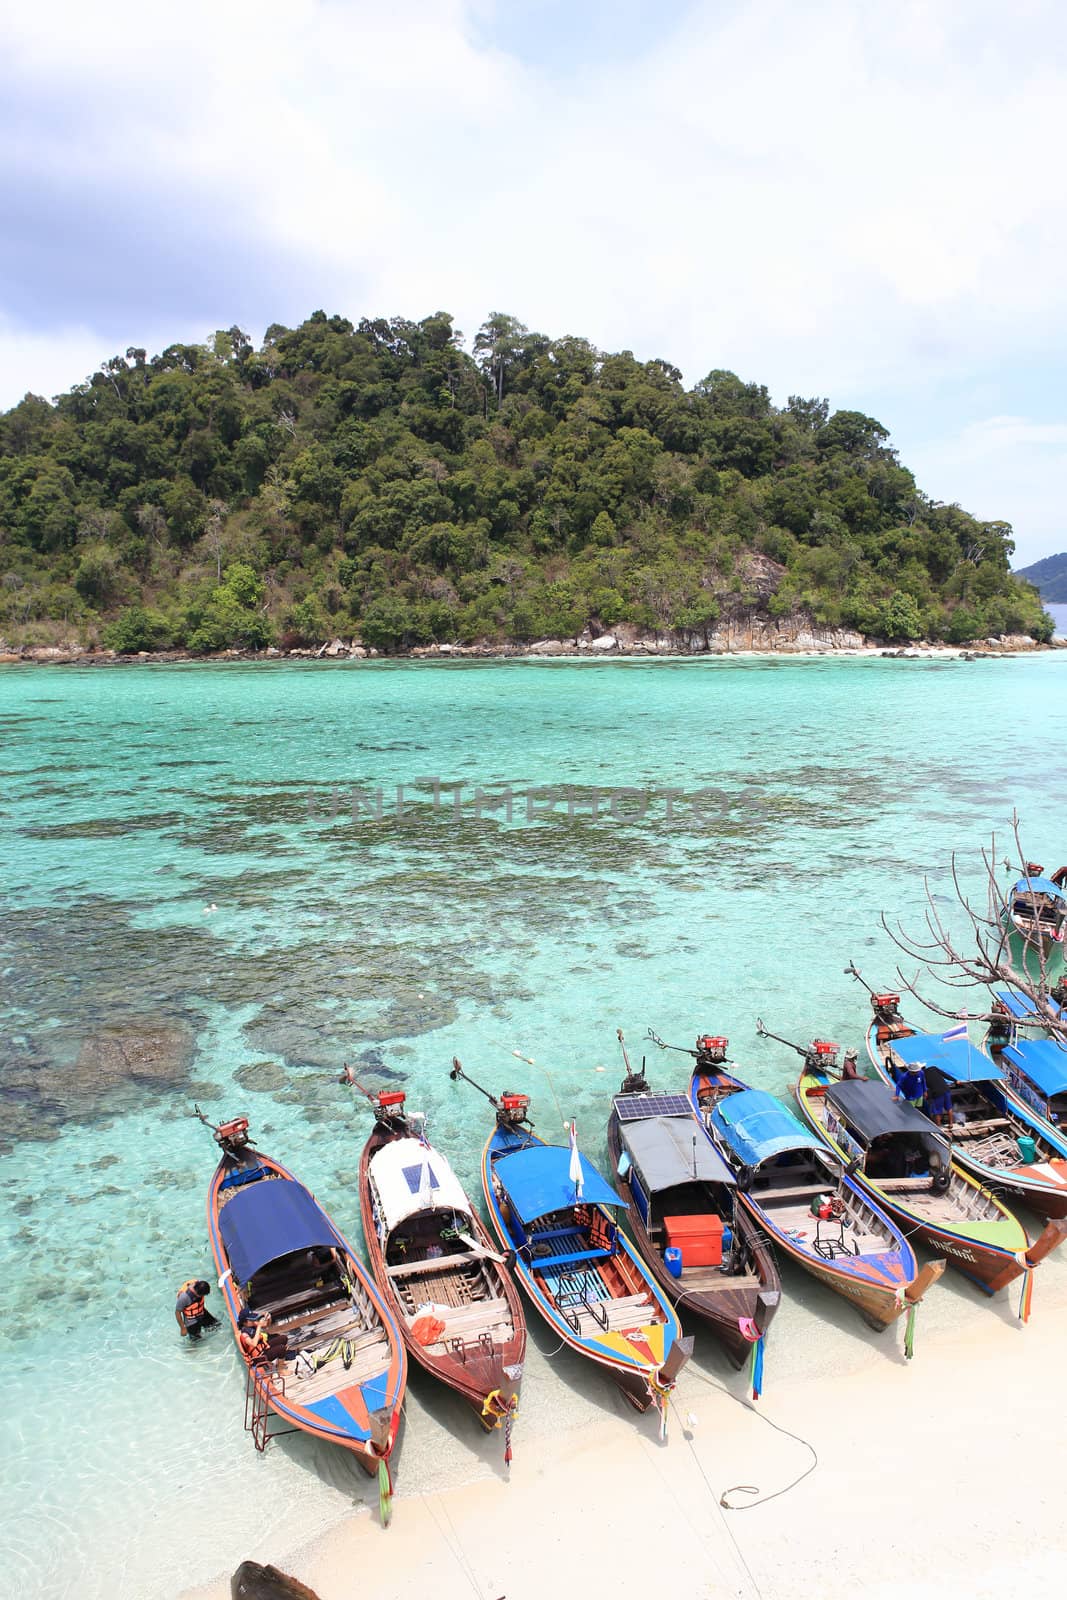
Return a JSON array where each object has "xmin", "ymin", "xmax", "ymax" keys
[
  {"xmin": 676, "ymin": 1368, "xmax": 819, "ymax": 1512},
  {"xmin": 422, "ymin": 1494, "xmax": 488, "ymax": 1598}
]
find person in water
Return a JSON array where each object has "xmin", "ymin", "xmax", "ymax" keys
[{"xmin": 175, "ymin": 1279, "xmax": 218, "ymax": 1340}]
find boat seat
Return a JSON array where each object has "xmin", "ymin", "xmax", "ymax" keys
[
  {"xmin": 753, "ymin": 1184, "xmax": 824, "ymax": 1201},
  {"xmin": 876, "ymin": 1177, "xmax": 935, "ymax": 1191},
  {"xmin": 219, "ymin": 1165, "xmax": 271, "ymax": 1191},
  {"xmin": 385, "ymin": 1253, "xmax": 476, "ymax": 1277},
  {"xmin": 274, "ymin": 1295, "xmax": 351, "ymax": 1333},
  {"xmin": 417, "ymin": 1298, "xmax": 511, "ymax": 1339},
  {"xmin": 530, "ymin": 1248, "xmax": 609, "ymax": 1270}
]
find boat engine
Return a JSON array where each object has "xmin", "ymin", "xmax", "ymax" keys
[
  {"xmin": 373, "ymin": 1089, "xmax": 408, "ymax": 1127},
  {"xmin": 214, "ymin": 1116, "xmax": 250, "ymax": 1153},
  {"xmin": 695, "ymin": 1034, "xmax": 728, "ymax": 1066},
  {"xmin": 497, "ymin": 1091, "xmax": 531, "ymax": 1129},
  {"xmin": 807, "ymin": 1039, "xmax": 839, "ymax": 1072}
]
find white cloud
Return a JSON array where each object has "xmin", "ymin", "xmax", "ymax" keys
[
  {"xmin": 0, "ymin": 317, "xmax": 117, "ymax": 404},
  {"xmin": 906, "ymin": 415, "xmax": 1067, "ymax": 566},
  {"xmin": 3, "ymin": 0, "xmax": 1067, "ymax": 554}
]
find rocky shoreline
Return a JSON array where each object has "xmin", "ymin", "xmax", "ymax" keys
[
  {"xmin": 2, "ymin": 608, "xmax": 1062, "ymax": 665},
  {"xmin": 0, "ymin": 619, "xmax": 1060, "ymax": 667}
]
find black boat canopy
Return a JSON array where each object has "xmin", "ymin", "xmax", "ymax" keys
[
  {"xmin": 618, "ymin": 1108, "xmax": 736, "ymax": 1192},
  {"xmin": 826, "ymin": 1079, "xmax": 934, "ymax": 1143}
]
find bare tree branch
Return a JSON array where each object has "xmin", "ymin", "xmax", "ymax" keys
[{"xmin": 880, "ymin": 821, "xmax": 1067, "ymax": 1041}]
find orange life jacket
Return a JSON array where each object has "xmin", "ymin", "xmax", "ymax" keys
[
  {"xmin": 239, "ymin": 1325, "xmax": 268, "ymax": 1358},
  {"xmin": 178, "ymin": 1279, "xmax": 205, "ymax": 1322},
  {"xmin": 589, "ymin": 1212, "xmax": 613, "ymax": 1250}
]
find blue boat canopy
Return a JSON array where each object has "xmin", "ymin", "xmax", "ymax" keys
[
  {"xmin": 710, "ymin": 1089, "xmax": 820, "ymax": 1167},
  {"xmin": 995, "ymin": 989, "xmax": 1064, "ymax": 1023},
  {"xmin": 494, "ymin": 1143, "xmax": 622, "ymax": 1224},
  {"xmin": 219, "ymin": 1177, "xmax": 340, "ymax": 1284},
  {"xmin": 1002, "ymin": 1039, "xmax": 1067, "ymax": 1097},
  {"xmin": 888, "ymin": 1030, "xmax": 1002, "ymax": 1084},
  {"xmin": 1011, "ymin": 875, "xmax": 1067, "ymax": 902}
]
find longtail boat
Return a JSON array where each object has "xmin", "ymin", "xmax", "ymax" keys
[
  {"xmin": 348, "ymin": 1074, "xmax": 525, "ymax": 1457},
  {"xmin": 680, "ymin": 1038, "xmax": 942, "ymax": 1342},
  {"xmin": 199, "ymin": 1109, "xmax": 406, "ymax": 1523},
  {"xmin": 452, "ymin": 1060, "xmax": 691, "ymax": 1434},
  {"xmin": 606, "ymin": 1032, "xmax": 780, "ymax": 1388},
  {"xmin": 859, "ymin": 993, "xmax": 1067, "ymax": 1220},
  {"xmin": 793, "ymin": 1063, "xmax": 1065, "ymax": 1313},
  {"xmin": 985, "ymin": 988, "xmax": 1067, "ymax": 1127},
  {"xmin": 1002, "ymin": 864, "xmax": 1067, "ymax": 960}
]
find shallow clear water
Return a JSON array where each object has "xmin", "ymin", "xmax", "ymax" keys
[{"xmin": 2, "ymin": 655, "xmax": 1066, "ymax": 1597}]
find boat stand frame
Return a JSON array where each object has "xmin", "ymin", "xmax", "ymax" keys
[{"xmin": 244, "ymin": 1367, "xmax": 299, "ymax": 1452}]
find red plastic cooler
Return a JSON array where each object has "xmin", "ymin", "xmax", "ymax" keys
[{"xmin": 663, "ymin": 1214, "xmax": 723, "ymax": 1267}]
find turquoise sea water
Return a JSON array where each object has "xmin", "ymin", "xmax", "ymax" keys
[{"xmin": 2, "ymin": 655, "xmax": 1066, "ymax": 1598}]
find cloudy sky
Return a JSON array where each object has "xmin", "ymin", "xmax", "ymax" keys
[{"xmin": 3, "ymin": 0, "xmax": 1065, "ymax": 563}]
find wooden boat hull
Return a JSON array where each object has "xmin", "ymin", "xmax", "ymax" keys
[
  {"xmin": 207, "ymin": 1149, "xmax": 406, "ymax": 1473},
  {"xmin": 481, "ymin": 1122, "xmax": 689, "ymax": 1414},
  {"xmin": 359, "ymin": 1124, "xmax": 526, "ymax": 1432},
  {"xmin": 866, "ymin": 1022, "xmax": 1067, "ymax": 1221},
  {"xmin": 606, "ymin": 1105, "xmax": 780, "ymax": 1367},
  {"xmin": 796, "ymin": 1069, "xmax": 1063, "ymax": 1297},
  {"xmin": 689, "ymin": 1068, "xmax": 943, "ymax": 1331},
  {"xmin": 739, "ymin": 1200, "xmax": 944, "ymax": 1328}
]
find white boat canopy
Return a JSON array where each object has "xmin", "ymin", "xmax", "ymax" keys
[{"xmin": 369, "ymin": 1137, "xmax": 471, "ymax": 1230}]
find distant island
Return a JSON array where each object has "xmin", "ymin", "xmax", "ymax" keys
[
  {"xmin": 1015, "ymin": 551, "xmax": 1067, "ymax": 604},
  {"xmin": 0, "ymin": 311, "xmax": 1054, "ymax": 655}
]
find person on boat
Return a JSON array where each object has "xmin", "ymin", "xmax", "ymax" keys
[
  {"xmin": 925, "ymin": 1086, "xmax": 953, "ymax": 1125},
  {"xmin": 893, "ymin": 1061, "xmax": 927, "ymax": 1108},
  {"xmin": 840, "ymin": 1048, "xmax": 861, "ymax": 1081},
  {"xmin": 238, "ymin": 1308, "xmax": 289, "ymax": 1369},
  {"xmin": 175, "ymin": 1279, "xmax": 218, "ymax": 1340}
]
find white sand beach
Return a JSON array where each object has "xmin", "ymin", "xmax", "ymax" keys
[{"xmin": 184, "ymin": 1239, "xmax": 1067, "ymax": 1600}]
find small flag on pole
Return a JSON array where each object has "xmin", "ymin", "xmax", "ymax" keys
[
  {"xmin": 941, "ymin": 1022, "xmax": 968, "ymax": 1043},
  {"xmin": 569, "ymin": 1119, "xmax": 583, "ymax": 1198}
]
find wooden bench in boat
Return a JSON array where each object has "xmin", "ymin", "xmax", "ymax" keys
[
  {"xmin": 876, "ymin": 1176, "xmax": 936, "ymax": 1192},
  {"xmin": 751, "ymin": 1184, "xmax": 824, "ymax": 1201},
  {"xmin": 416, "ymin": 1297, "xmax": 511, "ymax": 1343},
  {"xmin": 287, "ymin": 1310, "xmax": 364, "ymax": 1350},
  {"xmin": 385, "ymin": 1254, "xmax": 479, "ymax": 1278},
  {"xmin": 951, "ymin": 1118, "xmax": 1012, "ymax": 1138},
  {"xmin": 679, "ymin": 1268, "xmax": 761, "ymax": 1290},
  {"xmin": 286, "ymin": 1334, "xmax": 390, "ymax": 1400},
  {"xmin": 271, "ymin": 1294, "xmax": 351, "ymax": 1331},
  {"xmin": 530, "ymin": 1247, "xmax": 610, "ymax": 1271},
  {"xmin": 571, "ymin": 1293, "xmax": 654, "ymax": 1333}
]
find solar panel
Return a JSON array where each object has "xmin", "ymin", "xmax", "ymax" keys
[
  {"xmin": 401, "ymin": 1161, "xmax": 439, "ymax": 1195},
  {"xmin": 614, "ymin": 1093, "xmax": 694, "ymax": 1122}
]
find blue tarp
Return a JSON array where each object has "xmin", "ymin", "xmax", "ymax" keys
[
  {"xmin": 219, "ymin": 1177, "xmax": 340, "ymax": 1284},
  {"xmin": 1011, "ymin": 875, "xmax": 1067, "ymax": 902},
  {"xmin": 995, "ymin": 989, "xmax": 1064, "ymax": 1022},
  {"xmin": 494, "ymin": 1143, "xmax": 622, "ymax": 1224},
  {"xmin": 889, "ymin": 1030, "xmax": 1002, "ymax": 1084},
  {"xmin": 709, "ymin": 1089, "xmax": 819, "ymax": 1167},
  {"xmin": 1002, "ymin": 1039, "xmax": 1067, "ymax": 1097}
]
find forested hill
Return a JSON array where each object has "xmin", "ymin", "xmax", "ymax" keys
[
  {"xmin": 1015, "ymin": 551, "xmax": 1067, "ymax": 604},
  {"xmin": 0, "ymin": 311, "xmax": 1052, "ymax": 652}
]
